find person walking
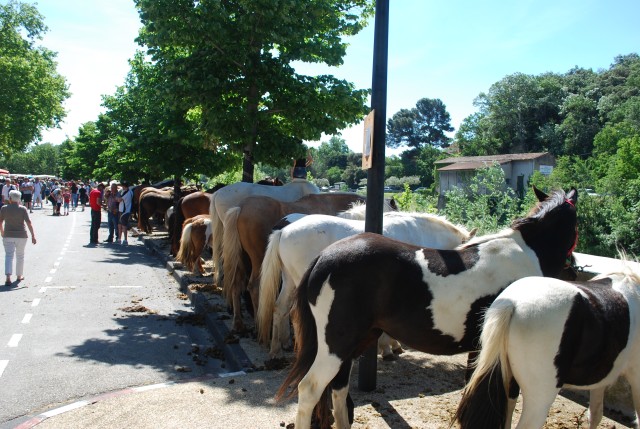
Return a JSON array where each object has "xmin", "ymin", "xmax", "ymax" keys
[
  {"xmin": 0, "ymin": 190, "xmax": 36, "ymax": 285},
  {"xmin": 1, "ymin": 178, "xmax": 16, "ymax": 206},
  {"xmin": 70, "ymin": 180, "xmax": 79, "ymax": 211},
  {"xmin": 104, "ymin": 182, "xmax": 120, "ymax": 243},
  {"xmin": 33, "ymin": 177, "xmax": 43, "ymax": 209},
  {"xmin": 78, "ymin": 182, "xmax": 88, "ymax": 211},
  {"xmin": 20, "ymin": 178, "xmax": 34, "ymax": 213},
  {"xmin": 116, "ymin": 181, "xmax": 133, "ymax": 245},
  {"xmin": 89, "ymin": 183, "xmax": 105, "ymax": 245},
  {"xmin": 62, "ymin": 187, "xmax": 71, "ymax": 215}
]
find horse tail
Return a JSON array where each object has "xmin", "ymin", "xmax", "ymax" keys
[
  {"xmin": 171, "ymin": 197, "xmax": 186, "ymax": 256},
  {"xmin": 256, "ymin": 229, "xmax": 283, "ymax": 345},
  {"xmin": 455, "ymin": 299, "xmax": 515, "ymax": 429},
  {"xmin": 221, "ymin": 206, "xmax": 243, "ymax": 305},
  {"xmin": 210, "ymin": 194, "xmax": 224, "ymax": 284},
  {"xmin": 176, "ymin": 221, "xmax": 195, "ymax": 271},
  {"xmin": 277, "ymin": 257, "xmax": 320, "ymax": 401}
]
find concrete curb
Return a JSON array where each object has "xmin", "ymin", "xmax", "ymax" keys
[{"xmin": 142, "ymin": 237, "xmax": 254, "ymax": 373}]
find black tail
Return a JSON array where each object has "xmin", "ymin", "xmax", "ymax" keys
[
  {"xmin": 455, "ymin": 361, "xmax": 508, "ymax": 429},
  {"xmin": 277, "ymin": 256, "xmax": 333, "ymax": 427},
  {"xmin": 171, "ymin": 197, "xmax": 186, "ymax": 256}
]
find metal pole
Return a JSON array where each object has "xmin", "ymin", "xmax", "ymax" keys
[{"xmin": 359, "ymin": 0, "xmax": 389, "ymax": 392}]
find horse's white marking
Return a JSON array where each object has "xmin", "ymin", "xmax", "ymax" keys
[
  {"xmin": 21, "ymin": 314, "xmax": 32, "ymax": 324},
  {"xmin": 310, "ymin": 279, "xmax": 340, "ymax": 366},
  {"xmin": 7, "ymin": 334, "xmax": 22, "ymax": 347},
  {"xmin": 416, "ymin": 230, "xmax": 541, "ymax": 342}
]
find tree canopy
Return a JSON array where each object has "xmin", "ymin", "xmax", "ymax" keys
[
  {"xmin": 0, "ymin": 1, "xmax": 69, "ymax": 157},
  {"xmin": 134, "ymin": 0, "xmax": 373, "ymax": 181},
  {"xmin": 386, "ymin": 97, "xmax": 453, "ymax": 150}
]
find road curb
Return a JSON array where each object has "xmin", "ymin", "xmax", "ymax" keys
[{"xmin": 142, "ymin": 237, "xmax": 254, "ymax": 373}]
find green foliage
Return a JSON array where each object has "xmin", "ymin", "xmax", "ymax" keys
[
  {"xmin": 0, "ymin": 1, "xmax": 69, "ymax": 157},
  {"xmin": 387, "ymin": 98, "xmax": 453, "ymax": 149},
  {"xmin": 442, "ymin": 165, "xmax": 518, "ymax": 235},
  {"xmin": 0, "ymin": 142, "xmax": 60, "ymax": 175},
  {"xmin": 134, "ymin": 0, "xmax": 373, "ymax": 180}
]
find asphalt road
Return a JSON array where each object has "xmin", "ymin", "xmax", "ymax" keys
[{"xmin": 0, "ymin": 203, "xmax": 227, "ymax": 427}]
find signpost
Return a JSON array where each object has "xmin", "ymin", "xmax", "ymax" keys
[{"xmin": 359, "ymin": 0, "xmax": 389, "ymax": 392}]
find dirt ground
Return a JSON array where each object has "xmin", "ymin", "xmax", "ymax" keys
[{"xmin": 145, "ymin": 230, "xmax": 634, "ymax": 428}]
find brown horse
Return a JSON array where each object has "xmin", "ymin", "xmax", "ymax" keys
[
  {"xmin": 222, "ymin": 192, "xmax": 366, "ymax": 332},
  {"xmin": 170, "ymin": 191, "xmax": 213, "ymax": 256},
  {"xmin": 137, "ymin": 188, "xmax": 173, "ymax": 233},
  {"xmin": 175, "ymin": 214, "xmax": 211, "ymax": 275}
]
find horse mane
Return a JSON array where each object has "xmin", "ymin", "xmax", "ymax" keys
[
  {"xmin": 384, "ymin": 211, "xmax": 471, "ymax": 240},
  {"xmin": 511, "ymin": 189, "xmax": 568, "ymax": 229}
]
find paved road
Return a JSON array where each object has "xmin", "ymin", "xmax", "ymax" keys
[{"xmin": 0, "ymin": 204, "xmax": 228, "ymax": 427}]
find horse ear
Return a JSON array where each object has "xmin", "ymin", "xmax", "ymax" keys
[
  {"xmin": 566, "ymin": 187, "xmax": 578, "ymax": 204},
  {"xmin": 389, "ymin": 197, "xmax": 398, "ymax": 211},
  {"xmin": 532, "ymin": 185, "xmax": 548, "ymax": 202}
]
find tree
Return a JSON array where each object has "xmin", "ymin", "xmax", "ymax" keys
[
  {"xmin": 97, "ymin": 52, "xmax": 238, "ymax": 183},
  {"xmin": 386, "ymin": 98, "xmax": 454, "ymax": 150},
  {"xmin": 135, "ymin": 0, "xmax": 373, "ymax": 182},
  {"xmin": 0, "ymin": 1, "xmax": 69, "ymax": 157}
]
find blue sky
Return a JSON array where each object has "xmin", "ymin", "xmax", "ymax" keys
[{"xmin": 36, "ymin": 0, "xmax": 640, "ymax": 154}]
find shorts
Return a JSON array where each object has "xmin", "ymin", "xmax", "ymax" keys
[
  {"xmin": 63, "ymin": 202, "xmax": 70, "ymax": 209},
  {"xmin": 119, "ymin": 212, "xmax": 130, "ymax": 226},
  {"xmin": 22, "ymin": 193, "xmax": 32, "ymax": 203}
]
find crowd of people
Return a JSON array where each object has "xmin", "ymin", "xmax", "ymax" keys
[{"xmin": 0, "ymin": 176, "xmax": 136, "ymax": 286}]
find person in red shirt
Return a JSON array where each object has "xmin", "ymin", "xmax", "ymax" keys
[{"xmin": 88, "ymin": 183, "xmax": 105, "ymax": 245}]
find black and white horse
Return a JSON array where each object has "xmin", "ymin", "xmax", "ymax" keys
[
  {"xmin": 456, "ymin": 265, "xmax": 640, "ymax": 429},
  {"xmin": 277, "ymin": 187, "xmax": 578, "ymax": 429}
]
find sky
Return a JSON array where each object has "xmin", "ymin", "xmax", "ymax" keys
[{"xmin": 35, "ymin": 0, "xmax": 640, "ymax": 155}]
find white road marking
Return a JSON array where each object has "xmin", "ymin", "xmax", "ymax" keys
[
  {"xmin": 39, "ymin": 286, "xmax": 76, "ymax": 293},
  {"xmin": 109, "ymin": 286, "xmax": 143, "ymax": 289},
  {"xmin": 7, "ymin": 334, "xmax": 22, "ymax": 347},
  {"xmin": 49, "ymin": 269, "xmax": 57, "ymax": 274},
  {"xmin": 0, "ymin": 360, "xmax": 8, "ymax": 377},
  {"xmin": 22, "ymin": 314, "xmax": 32, "ymax": 324},
  {"xmin": 32, "ymin": 298, "xmax": 41, "ymax": 307},
  {"xmin": 53, "ymin": 262, "xmax": 60, "ymax": 267},
  {"xmin": 44, "ymin": 276, "xmax": 52, "ymax": 283}
]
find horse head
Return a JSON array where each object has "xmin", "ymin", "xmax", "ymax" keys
[{"xmin": 512, "ymin": 186, "xmax": 578, "ymax": 278}]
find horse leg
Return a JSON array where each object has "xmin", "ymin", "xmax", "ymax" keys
[
  {"xmin": 378, "ymin": 333, "xmax": 397, "ymax": 361},
  {"xmin": 626, "ymin": 370, "xmax": 640, "ymax": 429},
  {"xmin": 270, "ymin": 275, "xmax": 295, "ymax": 358},
  {"xmin": 331, "ymin": 359, "xmax": 354, "ymax": 429},
  {"xmin": 296, "ymin": 353, "xmax": 342, "ymax": 429},
  {"xmin": 231, "ymin": 269, "xmax": 246, "ymax": 332},
  {"xmin": 515, "ymin": 386, "xmax": 559, "ymax": 429},
  {"xmin": 506, "ymin": 378, "xmax": 520, "ymax": 429},
  {"xmin": 587, "ymin": 387, "xmax": 605, "ymax": 429}
]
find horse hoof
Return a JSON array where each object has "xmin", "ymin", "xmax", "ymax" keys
[
  {"xmin": 393, "ymin": 347, "xmax": 404, "ymax": 355},
  {"xmin": 382, "ymin": 353, "xmax": 399, "ymax": 361}
]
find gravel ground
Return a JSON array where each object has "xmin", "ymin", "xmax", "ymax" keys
[{"xmin": 145, "ymin": 229, "xmax": 633, "ymax": 428}]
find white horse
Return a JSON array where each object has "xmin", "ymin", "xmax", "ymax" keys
[
  {"xmin": 209, "ymin": 179, "xmax": 319, "ymax": 285},
  {"xmin": 456, "ymin": 265, "xmax": 640, "ymax": 429},
  {"xmin": 257, "ymin": 211, "xmax": 474, "ymax": 358}
]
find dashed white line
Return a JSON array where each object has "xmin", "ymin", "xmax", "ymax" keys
[
  {"xmin": 39, "ymin": 286, "xmax": 75, "ymax": 293},
  {"xmin": 7, "ymin": 334, "xmax": 22, "ymax": 347},
  {"xmin": 0, "ymin": 360, "xmax": 8, "ymax": 377},
  {"xmin": 32, "ymin": 298, "xmax": 41, "ymax": 307},
  {"xmin": 22, "ymin": 314, "xmax": 32, "ymax": 324},
  {"xmin": 49, "ymin": 268, "xmax": 57, "ymax": 274},
  {"xmin": 44, "ymin": 276, "xmax": 52, "ymax": 283}
]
